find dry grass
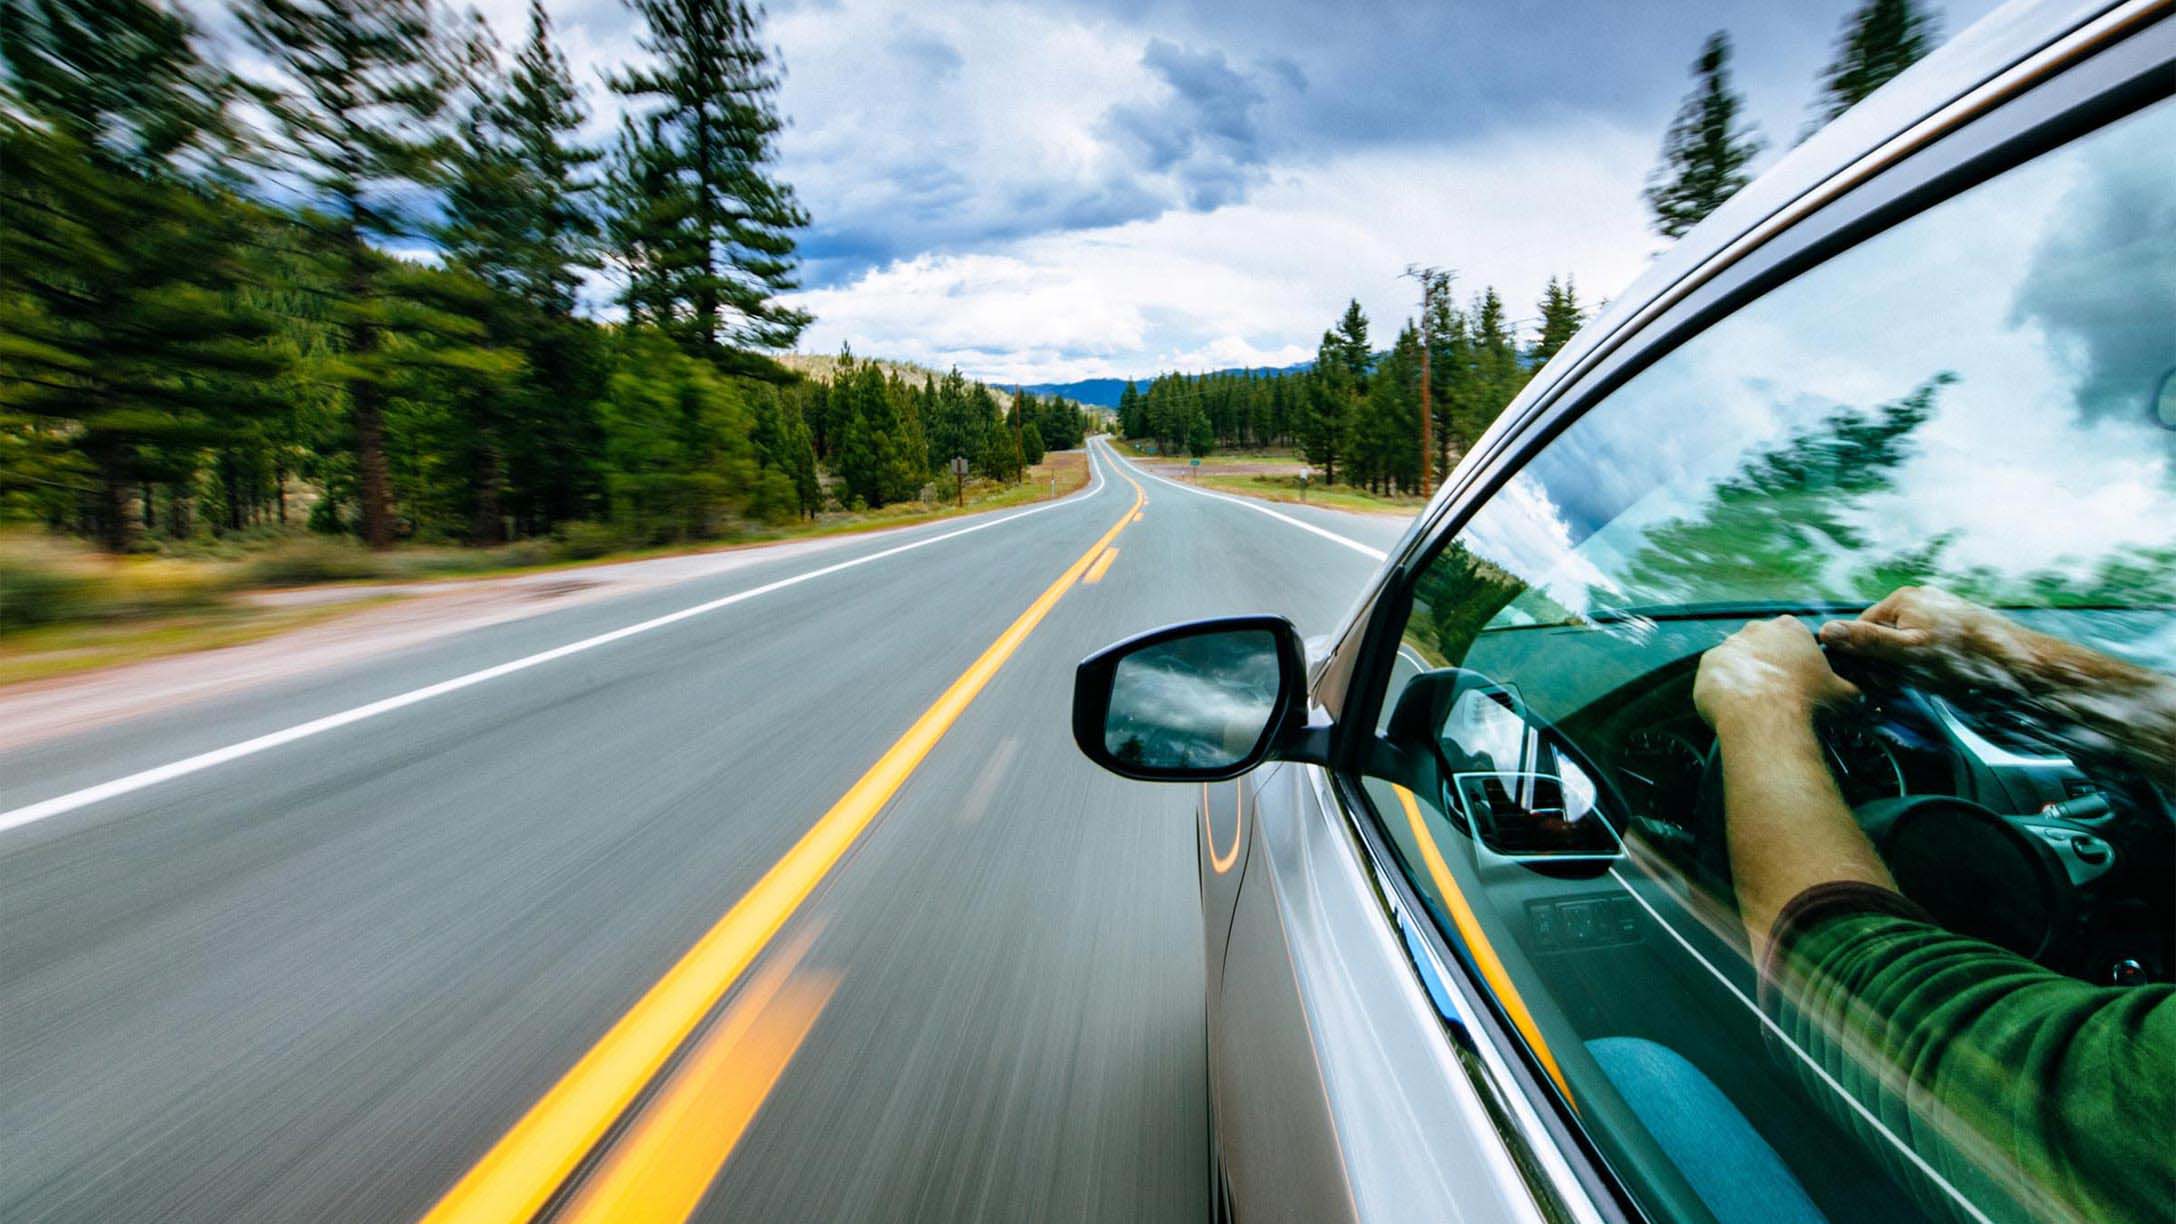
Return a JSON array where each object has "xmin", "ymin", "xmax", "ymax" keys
[{"xmin": 0, "ymin": 596, "xmax": 403, "ymax": 687}]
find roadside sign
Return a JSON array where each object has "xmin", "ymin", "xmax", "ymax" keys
[
  {"xmin": 949, "ymin": 455, "xmax": 969, "ymax": 477},
  {"xmin": 1189, "ymin": 458, "xmax": 1201, "ymax": 466}
]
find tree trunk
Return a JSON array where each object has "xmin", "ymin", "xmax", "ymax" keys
[
  {"xmin": 98, "ymin": 460, "xmax": 136, "ymax": 554},
  {"xmin": 353, "ymin": 383, "xmax": 393, "ymax": 548},
  {"xmin": 228, "ymin": 452, "xmax": 242, "ymax": 532},
  {"xmin": 471, "ymin": 437, "xmax": 504, "ymax": 545},
  {"xmin": 343, "ymin": 210, "xmax": 394, "ymax": 550}
]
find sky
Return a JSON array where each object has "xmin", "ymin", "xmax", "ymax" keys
[{"xmin": 211, "ymin": 0, "xmax": 2003, "ymax": 386}]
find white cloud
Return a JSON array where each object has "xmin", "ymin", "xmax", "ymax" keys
[{"xmin": 789, "ymin": 118, "xmax": 1657, "ymax": 383}]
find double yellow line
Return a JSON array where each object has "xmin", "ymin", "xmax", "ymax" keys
[{"xmin": 422, "ymin": 467, "xmax": 1145, "ymax": 1224}]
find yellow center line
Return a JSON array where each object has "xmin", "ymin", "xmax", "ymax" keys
[
  {"xmin": 420, "ymin": 470, "xmax": 1146, "ymax": 1224},
  {"xmin": 1393, "ymin": 785, "xmax": 1573, "ymax": 1102},
  {"xmin": 1083, "ymin": 547, "xmax": 1119, "ymax": 584},
  {"xmin": 559, "ymin": 929, "xmax": 836, "ymax": 1224}
]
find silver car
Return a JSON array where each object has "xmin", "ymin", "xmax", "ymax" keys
[{"xmin": 1073, "ymin": 3, "xmax": 2176, "ymax": 1221}]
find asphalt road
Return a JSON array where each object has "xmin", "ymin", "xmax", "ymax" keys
[{"xmin": 0, "ymin": 438, "xmax": 1406, "ymax": 1223}]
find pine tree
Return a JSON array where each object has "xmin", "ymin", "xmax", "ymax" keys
[
  {"xmin": 1117, "ymin": 381, "xmax": 1144, "ymax": 441},
  {"xmin": 1811, "ymin": 0, "xmax": 1939, "ymax": 130},
  {"xmin": 1644, "ymin": 32, "xmax": 1764, "ymax": 240},
  {"xmin": 609, "ymin": 0, "xmax": 811, "ymax": 372},
  {"xmin": 1301, "ymin": 336, "xmax": 1350, "ymax": 485},
  {"xmin": 439, "ymin": 4, "xmax": 600, "ymax": 540},
  {"xmin": 1456, "ymin": 288, "xmax": 1525, "ymax": 445},
  {"xmin": 1329, "ymin": 299, "xmax": 1373, "ymax": 388},
  {"xmin": 239, "ymin": 0, "xmax": 458, "ymax": 548},
  {"xmin": 0, "ymin": 0, "xmax": 281, "ymax": 551},
  {"xmin": 604, "ymin": 115, "xmax": 677, "ymax": 330},
  {"xmin": 1530, "ymin": 277, "xmax": 1584, "ymax": 366}
]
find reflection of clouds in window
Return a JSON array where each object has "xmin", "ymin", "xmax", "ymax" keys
[
  {"xmin": 1459, "ymin": 473, "xmax": 1623, "ymax": 616},
  {"xmin": 2010, "ymin": 112, "xmax": 2176, "ymax": 433},
  {"xmin": 1489, "ymin": 100, "xmax": 2175, "ymax": 613}
]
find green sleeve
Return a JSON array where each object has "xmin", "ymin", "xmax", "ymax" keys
[{"xmin": 1771, "ymin": 910, "xmax": 2175, "ymax": 1224}]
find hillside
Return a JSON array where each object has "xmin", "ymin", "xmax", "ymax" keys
[
  {"xmin": 1022, "ymin": 361, "xmax": 1314, "ymax": 407},
  {"xmin": 778, "ymin": 352, "xmax": 1014, "ymax": 407}
]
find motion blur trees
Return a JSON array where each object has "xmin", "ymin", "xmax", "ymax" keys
[
  {"xmin": 2, "ymin": 0, "xmax": 888, "ymax": 556},
  {"xmin": 439, "ymin": 3, "xmax": 602, "ymax": 541},
  {"xmin": 608, "ymin": 0, "xmax": 811, "ymax": 372},
  {"xmin": 0, "ymin": 0, "xmax": 281, "ymax": 550},
  {"xmin": 1645, "ymin": 31, "xmax": 1764, "ymax": 240},
  {"xmin": 240, "ymin": 0, "xmax": 473, "ymax": 548},
  {"xmin": 1812, "ymin": 0, "xmax": 1940, "ymax": 130}
]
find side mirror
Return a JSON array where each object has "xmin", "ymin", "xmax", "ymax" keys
[{"xmin": 1072, "ymin": 615, "xmax": 1312, "ymax": 781}]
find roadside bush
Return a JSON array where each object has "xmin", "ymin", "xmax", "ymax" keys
[
  {"xmin": 552, "ymin": 521, "xmax": 630, "ymax": 561},
  {"xmin": 241, "ymin": 539, "xmax": 390, "ymax": 587},
  {"xmin": 0, "ymin": 536, "xmax": 102, "ymax": 629},
  {"xmin": 1, "ymin": 532, "xmax": 233, "ymax": 631},
  {"xmin": 747, "ymin": 470, "xmax": 801, "ymax": 526}
]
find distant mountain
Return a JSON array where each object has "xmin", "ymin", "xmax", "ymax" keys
[{"xmin": 1019, "ymin": 361, "xmax": 1314, "ymax": 408}]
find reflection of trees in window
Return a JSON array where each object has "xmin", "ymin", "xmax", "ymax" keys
[
  {"xmin": 1416, "ymin": 542, "xmax": 1531, "ymax": 666},
  {"xmin": 1616, "ymin": 374, "xmax": 1950, "ymax": 606},
  {"xmin": 1606, "ymin": 370, "xmax": 2176, "ymax": 610}
]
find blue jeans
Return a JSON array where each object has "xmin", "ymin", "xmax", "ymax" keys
[{"xmin": 1588, "ymin": 1036, "xmax": 1827, "ymax": 1224}]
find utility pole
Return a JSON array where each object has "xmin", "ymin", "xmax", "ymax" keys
[{"xmin": 1402, "ymin": 265, "xmax": 1447, "ymax": 497}]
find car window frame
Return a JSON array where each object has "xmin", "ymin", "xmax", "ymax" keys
[{"xmin": 1313, "ymin": 20, "xmax": 2176, "ymax": 1223}]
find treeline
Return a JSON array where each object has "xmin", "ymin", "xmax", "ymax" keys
[
  {"xmin": 1, "ymin": 0, "xmax": 1034, "ymax": 558},
  {"xmin": 1117, "ymin": 277, "xmax": 1583, "ymax": 495},
  {"xmin": 790, "ymin": 354, "xmax": 1089, "ymax": 510}
]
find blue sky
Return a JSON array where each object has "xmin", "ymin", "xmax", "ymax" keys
[{"xmin": 240, "ymin": 0, "xmax": 2002, "ymax": 384}]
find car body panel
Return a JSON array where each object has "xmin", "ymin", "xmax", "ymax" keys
[{"xmin": 1208, "ymin": 760, "xmax": 1572, "ymax": 1224}]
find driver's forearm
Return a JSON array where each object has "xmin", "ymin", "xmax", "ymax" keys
[
  {"xmin": 1716, "ymin": 704, "xmax": 1896, "ymax": 958},
  {"xmin": 2006, "ymin": 629, "xmax": 2176, "ymax": 788}
]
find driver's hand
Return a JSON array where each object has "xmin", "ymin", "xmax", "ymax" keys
[
  {"xmin": 1695, "ymin": 615, "xmax": 1859, "ymax": 731},
  {"xmin": 1819, "ymin": 585, "xmax": 2024, "ymax": 692}
]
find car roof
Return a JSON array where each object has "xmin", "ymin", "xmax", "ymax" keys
[{"xmin": 1480, "ymin": 0, "xmax": 2125, "ymax": 465}]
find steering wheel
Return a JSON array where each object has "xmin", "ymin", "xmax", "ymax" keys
[{"xmin": 1686, "ymin": 663, "xmax": 2072, "ymax": 963}]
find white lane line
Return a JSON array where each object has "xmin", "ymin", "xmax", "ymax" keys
[
  {"xmin": 1099, "ymin": 442, "xmax": 1387, "ymax": 561},
  {"xmin": 0, "ymin": 449, "xmax": 1117, "ymax": 834}
]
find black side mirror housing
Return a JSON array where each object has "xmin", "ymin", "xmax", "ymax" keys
[{"xmin": 1072, "ymin": 615, "xmax": 1319, "ymax": 782}]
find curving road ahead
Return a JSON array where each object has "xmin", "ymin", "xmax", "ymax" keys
[{"xmin": 0, "ymin": 438, "xmax": 1407, "ymax": 1223}]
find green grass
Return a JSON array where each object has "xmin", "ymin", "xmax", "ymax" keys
[{"xmin": 1196, "ymin": 473, "xmax": 1425, "ymax": 514}]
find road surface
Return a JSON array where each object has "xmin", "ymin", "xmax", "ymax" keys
[{"xmin": 0, "ymin": 438, "xmax": 1408, "ymax": 1223}]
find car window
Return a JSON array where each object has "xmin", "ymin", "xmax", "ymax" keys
[{"xmin": 1365, "ymin": 99, "xmax": 2173, "ymax": 1224}]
